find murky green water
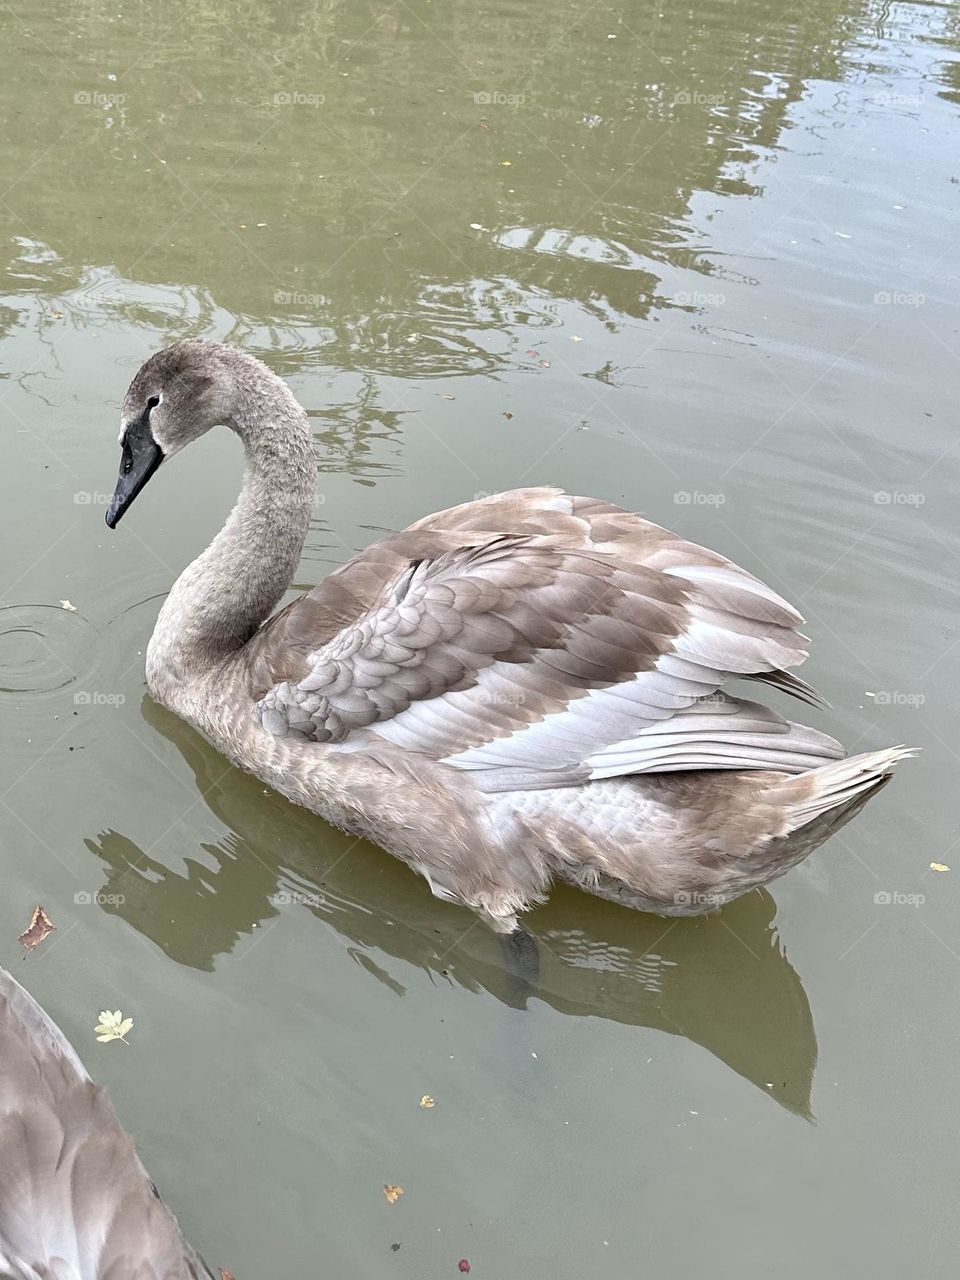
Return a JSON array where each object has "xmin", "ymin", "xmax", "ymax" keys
[{"xmin": 1, "ymin": 0, "xmax": 958, "ymax": 1273}]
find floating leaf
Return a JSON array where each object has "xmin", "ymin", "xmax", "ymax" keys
[
  {"xmin": 95, "ymin": 1008, "xmax": 134, "ymax": 1044},
  {"xmin": 220, "ymin": 1271, "xmax": 236, "ymax": 1280},
  {"xmin": 930, "ymin": 862, "xmax": 950, "ymax": 872},
  {"xmin": 59, "ymin": 600, "xmax": 77, "ymax": 612},
  {"xmin": 569, "ymin": 335, "xmax": 583, "ymax": 342},
  {"xmin": 384, "ymin": 1184, "xmax": 404, "ymax": 1204},
  {"xmin": 19, "ymin": 905, "xmax": 56, "ymax": 950},
  {"xmin": 459, "ymin": 1260, "xmax": 471, "ymax": 1273},
  {"xmin": 419, "ymin": 1095, "xmax": 436, "ymax": 1108}
]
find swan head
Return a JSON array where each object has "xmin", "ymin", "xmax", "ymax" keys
[{"xmin": 106, "ymin": 340, "xmax": 243, "ymax": 528}]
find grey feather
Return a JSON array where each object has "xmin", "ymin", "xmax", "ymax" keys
[{"xmin": 0, "ymin": 968, "xmax": 216, "ymax": 1280}]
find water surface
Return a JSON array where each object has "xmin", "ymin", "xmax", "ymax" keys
[{"xmin": 0, "ymin": 0, "xmax": 957, "ymax": 1274}]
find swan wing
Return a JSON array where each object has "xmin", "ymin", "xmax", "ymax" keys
[
  {"xmin": 252, "ymin": 488, "xmax": 840, "ymax": 789},
  {"xmin": 0, "ymin": 969, "xmax": 215, "ymax": 1280}
]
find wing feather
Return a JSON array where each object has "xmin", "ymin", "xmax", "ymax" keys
[
  {"xmin": 0, "ymin": 969, "xmax": 214, "ymax": 1279},
  {"xmin": 250, "ymin": 488, "xmax": 834, "ymax": 787}
]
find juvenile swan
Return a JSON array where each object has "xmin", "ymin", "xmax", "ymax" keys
[
  {"xmin": 0, "ymin": 967, "xmax": 216, "ymax": 1279},
  {"xmin": 105, "ymin": 340, "xmax": 910, "ymax": 933}
]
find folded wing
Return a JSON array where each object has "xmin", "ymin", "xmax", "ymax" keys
[{"xmin": 251, "ymin": 488, "xmax": 842, "ymax": 791}]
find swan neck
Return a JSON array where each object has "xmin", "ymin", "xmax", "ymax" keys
[{"xmin": 147, "ymin": 379, "xmax": 316, "ymax": 693}]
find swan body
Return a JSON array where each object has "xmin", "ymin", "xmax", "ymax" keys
[
  {"xmin": 0, "ymin": 967, "xmax": 215, "ymax": 1280},
  {"xmin": 106, "ymin": 340, "xmax": 910, "ymax": 932}
]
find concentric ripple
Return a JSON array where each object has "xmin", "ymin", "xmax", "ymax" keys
[{"xmin": 0, "ymin": 604, "xmax": 97, "ymax": 695}]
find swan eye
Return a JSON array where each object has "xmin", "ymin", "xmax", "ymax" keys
[{"xmin": 146, "ymin": 394, "xmax": 161, "ymax": 410}]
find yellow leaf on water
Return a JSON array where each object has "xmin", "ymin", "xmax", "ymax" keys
[
  {"xmin": 930, "ymin": 862, "xmax": 950, "ymax": 872},
  {"xmin": 419, "ymin": 1095, "xmax": 436, "ymax": 1108},
  {"xmin": 384, "ymin": 1184, "xmax": 404, "ymax": 1204},
  {"xmin": 60, "ymin": 600, "xmax": 77, "ymax": 612}
]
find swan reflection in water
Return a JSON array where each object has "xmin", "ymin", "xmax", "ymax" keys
[{"xmin": 83, "ymin": 697, "xmax": 890, "ymax": 1120}]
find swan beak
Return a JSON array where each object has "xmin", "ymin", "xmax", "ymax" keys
[{"xmin": 105, "ymin": 413, "xmax": 163, "ymax": 528}]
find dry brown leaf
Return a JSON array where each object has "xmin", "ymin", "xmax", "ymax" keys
[
  {"xmin": 384, "ymin": 1184, "xmax": 404, "ymax": 1204},
  {"xmin": 19, "ymin": 905, "xmax": 56, "ymax": 950},
  {"xmin": 419, "ymin": 1095, "xmax": 436, "ymax": 1108}
]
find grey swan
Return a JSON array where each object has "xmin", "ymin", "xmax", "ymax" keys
[
  {"xmin": 0, "ymin": 966, "xmax": 217, "ymax": 1279},
  {"xmin": 104, "ymin": 340, "xmax": 911, "ymax": 934}
]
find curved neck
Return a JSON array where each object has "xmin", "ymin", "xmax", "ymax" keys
[{"xmin": 147, "ymin": 378, "xmax": 316, "ymax": 696}]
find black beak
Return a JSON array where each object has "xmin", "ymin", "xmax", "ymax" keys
[{"xmin": 105, "ymin": 410, "xmax": 163, "ymax": 528}]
